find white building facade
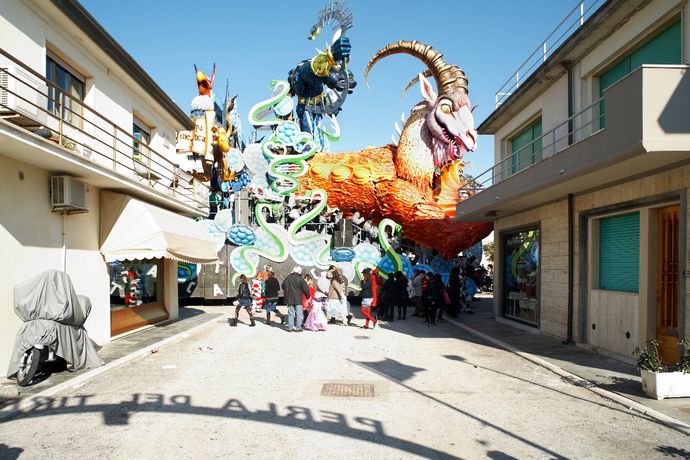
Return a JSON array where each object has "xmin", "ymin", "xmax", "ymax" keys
[{"xmin": 0, "ymin": 0, "xmax": 217, "ymax": 374}]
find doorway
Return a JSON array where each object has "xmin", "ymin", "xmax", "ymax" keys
[{"xmin": 656, "ymin": 205, "xmax": 680, "ymax": 364}]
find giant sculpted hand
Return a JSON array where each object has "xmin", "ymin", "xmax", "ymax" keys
[{"xmin": 331, "ymin": 37, "xmax": 351, "ymax": 62}]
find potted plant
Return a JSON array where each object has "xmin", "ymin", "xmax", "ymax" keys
[{"xmin": 633, "ymin": 339, "xmax": 690, "ymax": 400}]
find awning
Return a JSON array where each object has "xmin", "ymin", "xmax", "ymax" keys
[{"xmin": 100, "ymin": 191, "xmax": 219, "ymax": 264}]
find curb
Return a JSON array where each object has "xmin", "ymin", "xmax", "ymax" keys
[
  {"xmin": 446, "ymin": 318, "xmax": 690, "ymax": 437},
  {"xmin": 0, "ymin": 313, "xmax": 225, "ymax": 423}
]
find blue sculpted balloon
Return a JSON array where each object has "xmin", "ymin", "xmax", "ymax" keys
[{"xmin": 227, "ymin": 224, "xmax": 257, "ymax": 246}]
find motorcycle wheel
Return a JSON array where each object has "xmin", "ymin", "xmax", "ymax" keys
[{"xmin": 16, "ymin": 347, "xmax": 41, "ymax": 387}]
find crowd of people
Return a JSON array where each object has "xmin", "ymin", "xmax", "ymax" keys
[{"xmin": 230, "ymin": 258, "xmax": 491, "ymax": 331}]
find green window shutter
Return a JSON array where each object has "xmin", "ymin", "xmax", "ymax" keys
[
  {"xmin": 630, "ymin": 20, "xmax": 682, "ymax": 68},
  {"xmin": 532, "ymin": 119, "xmax": 542, "ymax": 164},
  {"xmin": 511, "ymin": 118, "xmax": 542, "ymax": 174},
  {"xmin": 600, "ymin": 57, "xmax": 632, "ymax": 94},
  {"xmin": 599, "ymin": 212, "xmax": 640, "ymax": 292}
]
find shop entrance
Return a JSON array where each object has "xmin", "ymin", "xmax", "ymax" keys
[{"xmin": 502, "ymin": 227, "xmax": 540, "ymax": 325}]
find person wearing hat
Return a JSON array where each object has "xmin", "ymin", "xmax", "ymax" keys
[
  {"xmin": 281, "ymin": 266, "xmax": 310, "ymax": 332},
  {"xmin": 359, "ymin": 268, "xmax": 377, "ymax": 329}
]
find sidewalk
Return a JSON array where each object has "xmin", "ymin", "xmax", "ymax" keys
[
  {"xmin": 448, "ymin": 293, "xmax": 690, "ymax": 433},
  {"xmin": 0, "ymin": 305, "xmax": 226, "ymax": 417}
]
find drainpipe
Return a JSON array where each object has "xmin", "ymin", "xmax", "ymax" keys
[
  {"xmin": 563, "ymin": 60, "xmax": 574, "ymax": 145},
  {"xmin": 62, "ymin": 211, "xmax": 67, "ymax": 272},
  {"xmin": 563, "ymin": 193, "xmax": 574, "ymax": 344}
]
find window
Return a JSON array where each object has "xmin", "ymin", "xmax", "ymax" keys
[
  {"xmin": 46, "ymin": 55, "xmax": 84, "ymax": 127},
  {"xmin": 509, "ymin": 118, "xmax": 542, "ymax": 175},
  {"xmin": 133, "ymin": 120, "xmax": 151, "ymax": 159},
  {"xmin": 599, "ymin": 212, "xmax": 640, "ymax": 292},
  {"xmin": 109, "ymin": 260, "xmax": 162, "ymax": 310},
  {"xmin": 598, "ymin": 19, "xmax": 682, "ymax": 128}
]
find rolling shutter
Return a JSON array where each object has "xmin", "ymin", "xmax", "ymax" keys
[
  {"xmin": 599, "ymin": 212, "xmax": 640, "ymax": 292},
  {"xmin": 599, "ymin": 19, "xmax": 681, "ymax": 128},
  {"xmin": 510, "ymin": 118, "xmax": 542, "ymax": 174}
]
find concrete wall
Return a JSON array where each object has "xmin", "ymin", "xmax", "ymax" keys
[{"xmin": 0, "ymin": 155, "xmax": 110, "ymax": 375}]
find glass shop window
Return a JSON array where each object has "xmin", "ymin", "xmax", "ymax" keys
[
  {"xmin": 503, "ymin": 228, "xmax": 540, "ymax": 325},
  {"xmin": 108, "ymin": 260, "xmax": 162, "ymax": 310}
]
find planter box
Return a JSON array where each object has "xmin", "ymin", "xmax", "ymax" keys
[{"xmin": 640, "ymin": 369, "xmax": 690, "ymax": 400}]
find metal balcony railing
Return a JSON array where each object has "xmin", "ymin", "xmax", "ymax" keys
[
  {"xmin": 461, "ymin": 97, "xmax": 605, "ymax": 197},
  {"xmin": 494, "ymin": 0, "xmax": 604, "ymax": 108},
  {"xmin": 0, "ymin": 47, "xmax": 209, "ymax": 213}
]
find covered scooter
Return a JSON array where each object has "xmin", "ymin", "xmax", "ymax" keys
[{"xmin": 7, "ymin": 270, "xmax": 104, "ymax": 386}]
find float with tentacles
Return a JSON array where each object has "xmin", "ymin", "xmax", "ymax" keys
[{"xmin": 178, "ymin": 1, "xmax": 491, "ymax": 301}]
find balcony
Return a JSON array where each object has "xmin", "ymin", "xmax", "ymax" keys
[
  {"xmin": 457, "ymin": 65, "xmax": 690, "ymax": 221},
  {"xmin": 0, "ymin": 47, "xmax": 209, "ymax": 216}
]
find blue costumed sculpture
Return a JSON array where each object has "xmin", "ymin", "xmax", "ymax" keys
[{"xmin": 287, "ymin": 0, "xmax": 356, "ymax": 146}]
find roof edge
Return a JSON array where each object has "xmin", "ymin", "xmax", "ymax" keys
[
  {"xmin": 478, "ymin": 0, "xmax": 625, "ymax": 134},
  {"xmin": 50, "ymin": 0, "xmax": 194, "ymax": 130}
]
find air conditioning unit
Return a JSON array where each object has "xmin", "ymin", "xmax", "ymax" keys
[
  {"xmin": 0, "ymin": 65, "xmax": 47, "ymax": 125},
  {"xmin": 51, "ymin": 176, "xmax": 89, "ymax": 213}
]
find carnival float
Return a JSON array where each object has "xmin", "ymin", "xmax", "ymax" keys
[{"xmin": 175, "ymin": 0, "xmax": 492, "ymax": 300}]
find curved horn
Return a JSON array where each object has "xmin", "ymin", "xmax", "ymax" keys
[
  {"xmin": 400, "ymin": 69, "xmax": 434, "ymax": 100},
  {"xmin": 365, "ymin": 40, "xmax": 468, "ymax": 95},
  {"xmin": 209, "ymin": 63, "xmax": 216, "ymax": 89},
  {"xmin": 400, "ymin": 65, "xmax": 469, "ymax": 99}
]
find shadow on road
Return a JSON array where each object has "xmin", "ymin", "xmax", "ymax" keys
[
  {"xmin": 351, "ymin": 357, "xmax": 569, "ymax": 460},
  {"xmin": 442, "ymin": 354, "xmax": 660, "ymax": 425},
  {"xmin": 0, "ymin": 444, "xmax": 23, "ymax": 460},
  {"xmin": 4, "ymin": 393, "xmax": 459, "ymax": 459}
]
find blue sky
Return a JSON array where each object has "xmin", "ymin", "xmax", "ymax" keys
[{"xmin": 81, "ymin": 0, "xmax": 584, "ymax": 176}]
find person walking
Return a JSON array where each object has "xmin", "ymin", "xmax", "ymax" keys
[
  {"xmin": 425, "ymin": 274, "xmax": 444, "ymax": 326},
  {"xmin": 394, "ymin": 271, "xmax": 408, "ymax": 320},
  {"xmin": 232, "ymin": 274, "xmax": 256, "ymax": 327},
  {"xmin": 302, "ymin": 274, "xmax": 316, "ymax": 325},
  {"xmin": 359, "ymin": 268, "xmax": 377, "ymax": 329},
  {"xmin": 282, "ymin": 266, "xmax": 310, "ymax": 332},
  {"xmin": 412, "ymin": 269, "xmax": 424, "ymax": 317},
  {"xmin": 304, "ymin": 273, "xmax": 328, "ymax": 331},
  {"xmin": 447, "ymin": 267, "xmax": 461, "ymax": 318},
  {"xmin": 327, "ymin": 269, "xmax": 346, "ymax": 325},
  {"xmin": 382, "ymin": 273, "xmax": 396, "ymax": 322},
  {"xmin": 263, "ymin": 269, "xmax": 285, "ymax": 325}
]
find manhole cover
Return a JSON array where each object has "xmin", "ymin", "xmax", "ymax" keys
[{"xmin": 321, "ymin": 383, "xmax": 375, "ymax": 397}]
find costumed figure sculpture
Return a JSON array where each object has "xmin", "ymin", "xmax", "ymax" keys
[
  {"xmin": 287, "ymin": 0, "xmax": 356, "ymax": 150},
  {"xmin": 298, "ymin": 41, "xmax": 493, "ymax": 258},
  {"xmin": 175, "ymin": 65, "xmax": 247, "ymax": 188}
]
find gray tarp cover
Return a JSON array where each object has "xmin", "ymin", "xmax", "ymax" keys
[{"xmin": 7, "ymin": 270, "xmax": 104, "ymax": 378}]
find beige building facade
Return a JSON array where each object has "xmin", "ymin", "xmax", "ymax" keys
[
  {"xmin": 0, "ymin": 0, "xmax": 216, "ymax": 375},
  {"xmin": 458, "ymin": 0, "xmax": 690, "ymax": 364}
]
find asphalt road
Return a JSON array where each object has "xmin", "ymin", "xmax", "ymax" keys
[{"xmin": 1, "ymin": 312, "xmax": 688, "ymax": 459}]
